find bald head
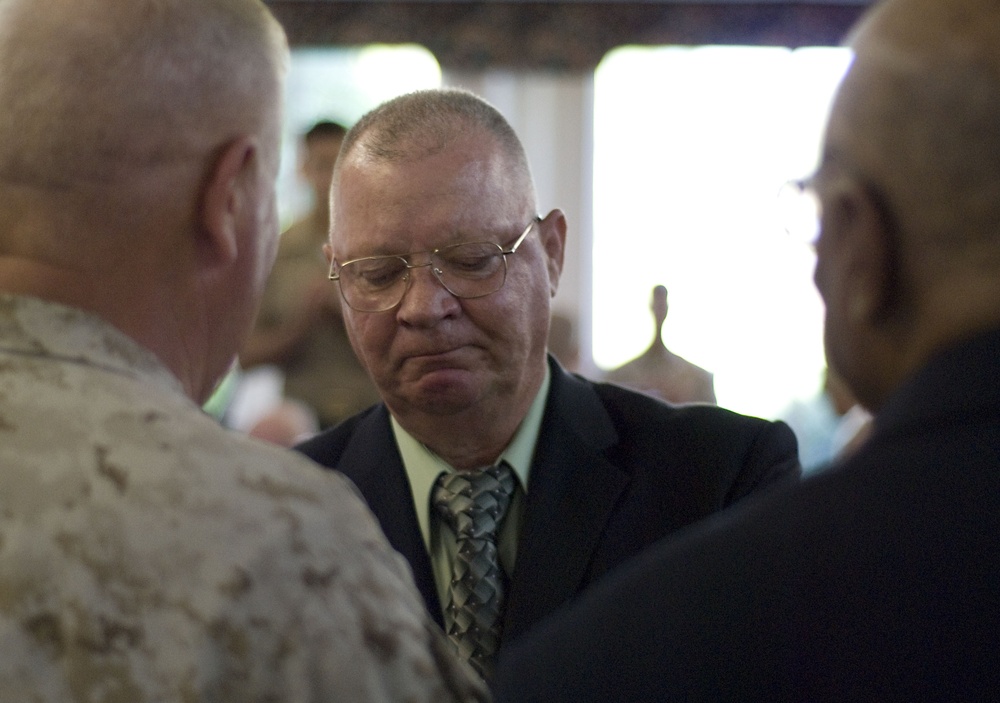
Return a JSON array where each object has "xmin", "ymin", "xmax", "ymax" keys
[
  {"xmin": 815, "ymin": 0, "xmax": 1000, "ymax": 410},
  {"xmin": 0, "ymin": 0, "xmax": 287, "ymax": 189},
  {"xmin": 824, "ymin": 0, "xmax": 1000, "ymax": 275}
]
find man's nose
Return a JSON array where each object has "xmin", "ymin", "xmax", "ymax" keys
[{"xmin": 396, "ymin": 261, "xmax": 460, "ymax": 322}]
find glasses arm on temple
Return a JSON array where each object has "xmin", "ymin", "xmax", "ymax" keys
[{"xmin": 501, "ymin": 215, "xmax": 543, "ymax": 256}]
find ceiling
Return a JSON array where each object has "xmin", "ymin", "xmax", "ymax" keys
[{"xmin": 265, "ymin": 1, "xmax": 874, "ymax": 70}]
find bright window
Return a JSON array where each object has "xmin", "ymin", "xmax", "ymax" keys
[{"xmin": 593, "ymin": 45, "xmax": 852, "ymax": 419}]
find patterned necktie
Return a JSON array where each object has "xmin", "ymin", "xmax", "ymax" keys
[{"xmin": 432, "ymin": 462, "xmax": 516, "ymax": 680}]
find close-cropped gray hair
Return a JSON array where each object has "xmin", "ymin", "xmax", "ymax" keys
[{"xmin": 339, "ymin": 88, "xmax": 536, "ymax": 197}]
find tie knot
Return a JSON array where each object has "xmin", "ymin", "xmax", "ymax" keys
[{"xmin": 433, "ymin": 462, "xmax": 516, "ymax": 540}]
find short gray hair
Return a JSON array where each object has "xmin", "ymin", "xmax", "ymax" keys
[{"xmin": 339, "ymin": 88, "xmax": 536, "ymax": 202}]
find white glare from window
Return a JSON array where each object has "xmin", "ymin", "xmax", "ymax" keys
[{"xmin": 593, "ymin": 45, "xmax": 852, "ymax": 420}]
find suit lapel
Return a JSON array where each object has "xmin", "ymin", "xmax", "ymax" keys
[
  {"xmin": 336, "ymin": 407, "xmax": 444, "ymax": 627},
  {"xmin": 503, "ymin": 362, "xmax": 631, "ymax": 641}
]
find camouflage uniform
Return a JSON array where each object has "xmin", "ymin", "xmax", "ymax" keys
[{"xmin": 0, "ymin": 294, "xmax": 487, "ymax": 702}]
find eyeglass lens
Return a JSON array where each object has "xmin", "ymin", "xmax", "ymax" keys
[{"xmin": 339, "ymin": 241, "xmax": 508, "ymax": 311}]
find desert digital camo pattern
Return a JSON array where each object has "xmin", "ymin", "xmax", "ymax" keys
[{"xmin": 0, "ymin": 294, "xmax": 488, "ymax": 702}]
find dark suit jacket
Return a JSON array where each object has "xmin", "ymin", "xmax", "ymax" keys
[
  {"xmin": 492, "ymin": 330, "xmax": 1000, "ymax": 702},
  {"xmin": 297, "ymin": 357, "xmax": 799, "ymax": 649}
]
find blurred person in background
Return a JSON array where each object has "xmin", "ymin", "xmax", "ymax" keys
[{"xmin": 605, "ymin": 284, "xmax": 717, "ymax": 404}]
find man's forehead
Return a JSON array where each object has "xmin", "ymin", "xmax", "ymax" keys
[
  {"xmin": 333, "ymin": 129, "xmax": 527, "ymax": 235},
  {"xmin": 339, "ymin": 137, "xmax": 513, "ymax": 202}
]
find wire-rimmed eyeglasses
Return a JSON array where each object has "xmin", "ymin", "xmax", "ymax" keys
[{"xmin": 329, "ymin": 216, "xmax": 542, "ymax": 313}]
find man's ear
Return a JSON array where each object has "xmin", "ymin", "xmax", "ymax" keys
[
  {"xmin": 200, "ymin": 135, "xmax": 259, "ymax": 266},
  {"xmin": 539, "ymin": 209, "xmax": 567, "ymax": 298},
  {"xmin": 830, "ymin": 182, "xmax": 900, "ymax": 327}
]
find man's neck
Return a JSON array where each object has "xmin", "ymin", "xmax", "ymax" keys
[{"xmin": 0, "ymin": 255, "xmax": 207, "ymax": 401}]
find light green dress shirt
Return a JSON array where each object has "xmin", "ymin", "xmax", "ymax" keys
[{"xmin": 391, "ymin": 366, "xmax": 551, "ymax": 614}]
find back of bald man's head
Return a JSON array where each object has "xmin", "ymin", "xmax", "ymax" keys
[
  {"xmin": 830, "ymin": 0, "xmax": 1000, "ymax": 272},
  {"xmin": 0, "ymin": 0, "xmax": 288, "ymax": 190},
  {"xmin": 850, "ymin": 0, "xmax": 1000, "ymax": 59}
]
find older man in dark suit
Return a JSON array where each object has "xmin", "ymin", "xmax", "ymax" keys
[
  {"xmin": 297, "ymin": 88, "xmax": 800, "ymax": 680},
  {"xmin": 491, "ymin": 0, "xmax": 1000, "ymax": 700}
]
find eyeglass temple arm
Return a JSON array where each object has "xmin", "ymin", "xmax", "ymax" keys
[{"xmin": 501, "ymin": 215, "xmax": 543, "ymax": 255}]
